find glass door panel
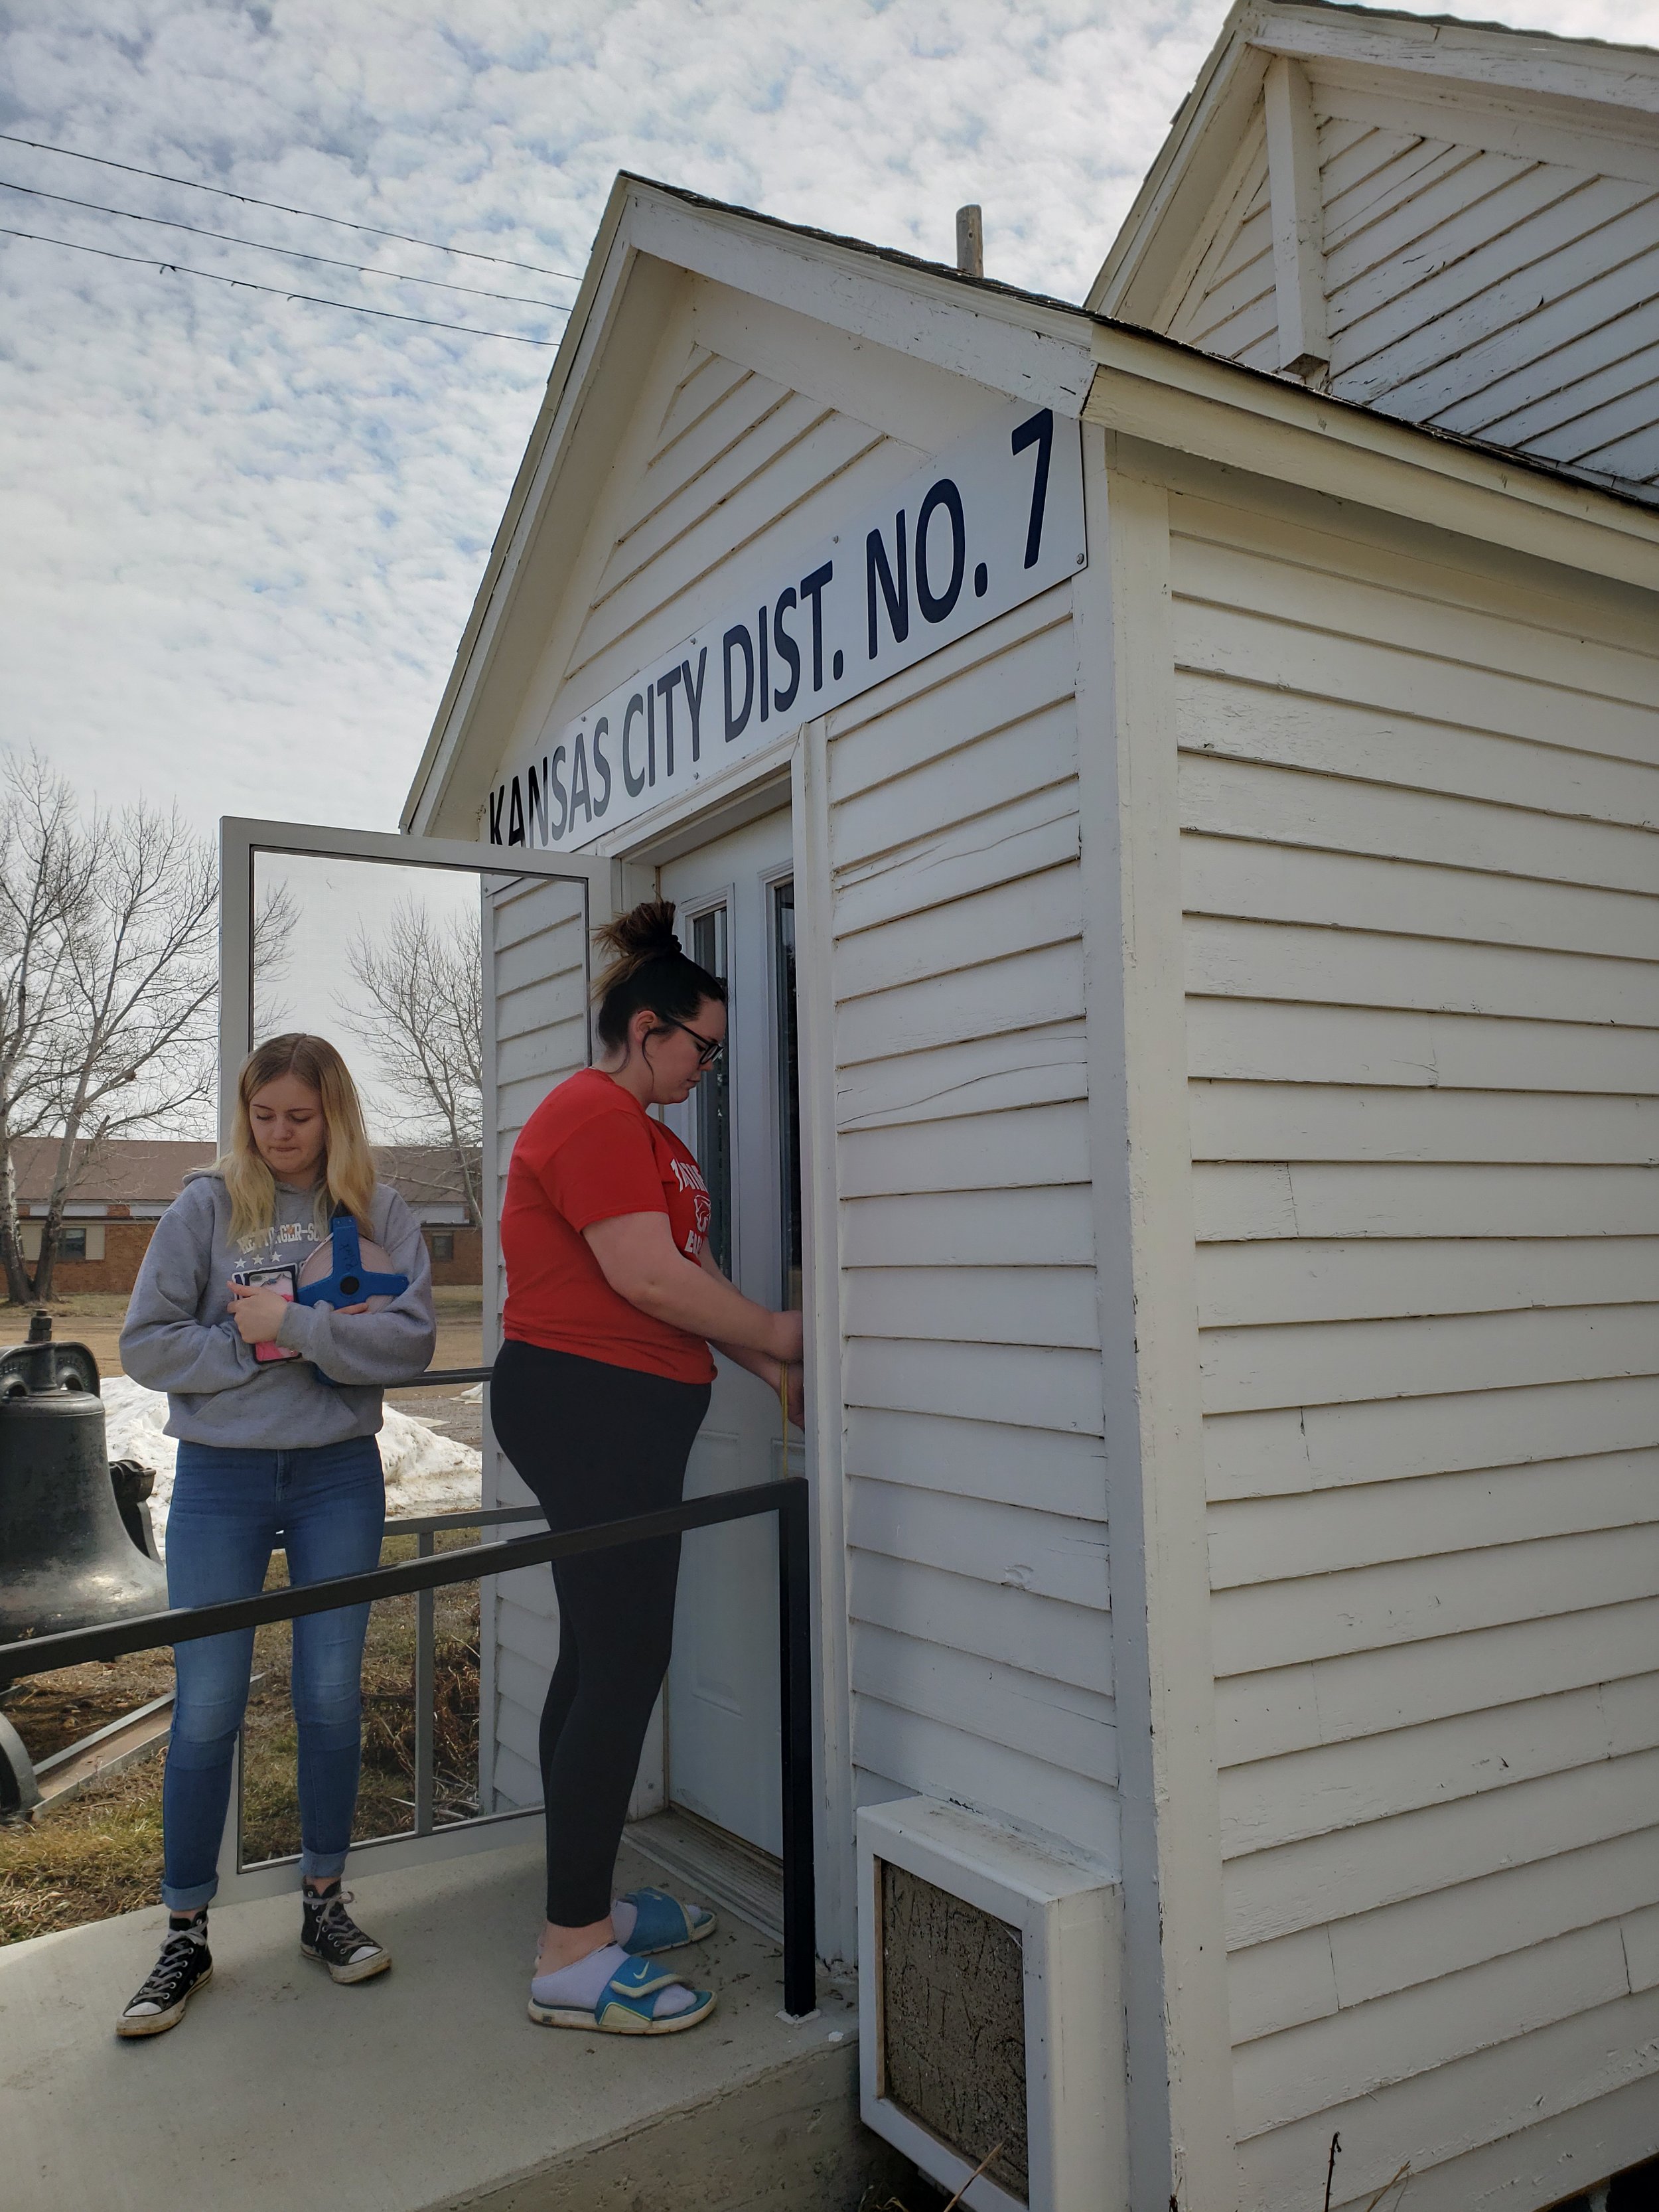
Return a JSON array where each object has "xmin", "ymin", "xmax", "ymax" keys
[
  {"xmin": 215, "ymin": 817, "xmax": 605, "ymax": 1888},
  {"xmin": 658, "ymin": 809, "xmax": 794, "ymax": 1856}
]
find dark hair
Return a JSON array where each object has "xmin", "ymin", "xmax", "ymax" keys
[{"xmin": 592, "ymin": 899, "xmax": 726, "ymax": 1051}]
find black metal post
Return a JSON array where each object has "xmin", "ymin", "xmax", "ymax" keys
[
  {"xmin": 414, "ymin": 1530, "xmax": 435, "ymax": 1837},
  {"xmin": 777, "ymin": 1477, "xmax": 818, "ymax": 2018}
]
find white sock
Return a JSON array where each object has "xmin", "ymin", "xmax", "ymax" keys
[
  {"xmin": 531, "ymin": 1941, "xmax": 693, "ymax": 2019},
  {"xmin": 611, "ymin": 1899, "xmax": 638, "ymax": 1945}
]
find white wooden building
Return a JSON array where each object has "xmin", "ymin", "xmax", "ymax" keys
[{"xmin": 389, "ymin": 11, "xmax": 1659, "ymax": 2205}]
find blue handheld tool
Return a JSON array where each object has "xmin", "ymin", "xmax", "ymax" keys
[
  {"xmin": 291, "ymin": 1211, "xmax": 410, "ymax": 1388},
  {"xmin": 293, "ymin": 1210, "xmax": 409, "ymax": 1311}
]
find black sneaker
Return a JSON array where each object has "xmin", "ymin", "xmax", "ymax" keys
[
  {"xmin": 117, "ymin": 1923, "xmax": 213, "ymax": 2037},
  {"xmin": 300, "ymin": 1883, "xmax": 391, "ymax": 1984}
]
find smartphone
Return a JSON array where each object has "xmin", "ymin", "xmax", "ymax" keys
[{"xmin": 232, "ymin": 1263, "xmax": 301, "ymax": 1361}]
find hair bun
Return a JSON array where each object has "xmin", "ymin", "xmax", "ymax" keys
[
  {"xmin": 597, "ymin": 899, "xmax": 680, "ymax": 964},
  {"xmin": 591, "ymin": 897, "xmax": 728, "ymax": 1047}
]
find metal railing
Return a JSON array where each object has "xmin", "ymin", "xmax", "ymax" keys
[{"xmin": 0, "ymin": 1460, "xmax": 819, "ymax": 2018}]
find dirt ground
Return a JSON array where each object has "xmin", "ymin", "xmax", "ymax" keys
[{"xmin": 7, "ymin": 1287, "xmax": 486, "ymax": 1383}]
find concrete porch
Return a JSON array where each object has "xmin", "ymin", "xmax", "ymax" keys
[{"xmin": 0, "ymin": 1837, "xmax": 898, "ymax": 2212}]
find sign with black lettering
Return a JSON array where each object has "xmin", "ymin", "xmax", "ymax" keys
[{"xmin": 486, "ymin": 402, "xmax": 1085, "ymax": 853}]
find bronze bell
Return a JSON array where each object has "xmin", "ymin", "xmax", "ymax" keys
[{"xmin": 0, "ymin": 1313, "xmax": 170, "ymax": 1680}]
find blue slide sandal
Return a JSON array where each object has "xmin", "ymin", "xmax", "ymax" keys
[
  {"xmin": 528, "ymin": 1954, "xmax": 716, "ymax": 2035},
  {"xmin": 618, "ymin": 1885, "xmax": 718, "ymax": 1956}
]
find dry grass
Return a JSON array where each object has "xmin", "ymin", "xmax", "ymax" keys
[
  {"xmin": 0, "ymin": 1530, "xmax": 484, "ymax": 1943},
  {"xmin": 0, "ymin": 1759, "xmax": 167, "ymax": 1942}
]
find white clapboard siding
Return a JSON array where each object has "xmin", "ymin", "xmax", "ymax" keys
[
  {"xmin": 1364, "ymin": 123, "xmax": 1659, "ymax": 486},
  {"xmin": 1206, "ymin": 1374, "xmax": 1659, "ymax": 1504},
  {"xmin": 1208, "ymin": 1446, "xmax": 1659, "ymax": 1578},
  {"xmin": 555, "ymin": 340, "xmax": 916, "ymax": 723},
  {"xmin": 1168, "ymin": 480, "xmax": 1659, "ymax": 2201},
  {"xmin": 843, "ymin": 1406, "xmax": 1108, "ymax": 1522},
  {"xmin": 1194, "ymin": 1161, "xmax": 1659, "ymax": 1244},
  {"xmin": 1215, "ymin": 1599, "xmax": 1659, "ymax": 1767},
  {"xmin": 1177, "ymin": 673, "xmax": 1659, "ymax": 833},
  {"xmin": 1222, "ymin": 1745, "xmax": 1659, "ymax": 1952},
  {"xmin": 1159, "ymin": 82, "xmax": 1659, "ymax": 493},
  {"xmin": 1231, "ymin": 1820, "xmax": 1659, "ymax": 2039},
  {"xmin": 1167, "ymin": 119, "xmax": 1275, "ymax": 366},
  {"xmin": 1241, "ymin": 1988, "xmax": 1659, "ymax": 2212},
  {"xmin": 1169, "ymin": 78, "xmax": 1659, "ymax": 496},
  {"xmin": 478, "ymin": 871, "xmax": 592, "ymax": 1810},
  {"xmin": 824, "ymin": 583, "xmax": 1116, "ymax": 1852}
]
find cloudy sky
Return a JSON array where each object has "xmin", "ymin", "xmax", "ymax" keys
[{"xmin": 5, "ymin": 0, "xmax": 1658, "ymax": 843}]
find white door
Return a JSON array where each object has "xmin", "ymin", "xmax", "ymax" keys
[
  {"xmin": 658, "ymin": 806, "xmax": 801, "ymax": 1856},
  {"xmin": 214, "ymin": 817, "xmax": 609, "ymax": 1893}
]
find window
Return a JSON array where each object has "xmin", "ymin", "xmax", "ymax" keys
[
  {"xmin": 773, "ymin": 881, "xmax": 802, "ymax": 1312},
  {"xmin": 689, "ymin": 904, "xmax": 733, "ymax": 1277},
  {"xmin": 429, "ymin": 1231, "xmax": 455, "ymax": 1263},
  {"xmin": 60, "ymin": 1226, "xmax": 87, "ymax": 1261}
]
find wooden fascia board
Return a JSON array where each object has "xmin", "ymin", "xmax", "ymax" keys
[
  {"xmin": 1298, "ymin": 54, "xmax": 1659, "ymax": 191},
  {"xmin": 1083, "ymin": 329, "xmax": 1659, "ymax": 593},
  {"xmin": 1088, "ymin": 3, "xmax": 1268, "ymax": 323},
  {"xmin": 625, "ymin": 192, "xmax": 1096, "ymax": 415},
  {"xmin": 1254, "ymin": 3, "xmax": 1659, "ymax": 118},
  {"xmin": 399, "ymin": 177, "xmax": 634, "ymax": 834}
]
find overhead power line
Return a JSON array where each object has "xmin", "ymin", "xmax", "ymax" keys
[
  {"xmin": 0, "ymin": 177, "xmax": 571, "ymax": 309},
  {"xmin": 0, "ymin": 224, "xmax": 563, "ymax": 344},
  {"xmin": 0, "ymin": 129, "xmax": 585, "ymax": 283}
]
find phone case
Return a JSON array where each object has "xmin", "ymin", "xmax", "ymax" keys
[{"xmin": 234, "ymin": 1264, "xmax": 301, "ymax": 1362}]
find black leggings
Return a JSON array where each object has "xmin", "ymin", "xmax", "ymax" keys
[{"xmin": 489, "ymin": 1339, "xmax": 710, "ymax": 1927}]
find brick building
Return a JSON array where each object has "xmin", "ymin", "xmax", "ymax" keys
[{"xmin": 9, "ymin": 1138, "xmax": 482, "ymax": 1296}]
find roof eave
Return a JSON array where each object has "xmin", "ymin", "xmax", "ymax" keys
[{"xmin": 1086, "ymin": 315, "xmax": 1659, "ymax": 589}]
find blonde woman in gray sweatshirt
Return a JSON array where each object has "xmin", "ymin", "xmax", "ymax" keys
[{"xmin": 115, "ymin": 1033, "xmax": 435, "ymax": 2037}]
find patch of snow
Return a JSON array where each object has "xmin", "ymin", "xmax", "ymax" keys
[
  {"xmin": 98, "ymin": 1375, "xmax": 481, "ymax": 1556},
  {"xmin": 376, "ymin": 1404, "xmax": 484, "ymax": 1521}
]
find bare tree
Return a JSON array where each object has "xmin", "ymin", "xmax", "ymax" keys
[
  {"xmin": 340, "ymin": 899, "xmax": 482, "ymax": 1225},
  {"xmin": 25, "ymin": 801, "xmax": 221, "ymax": 1299},
  {"xmin": 252, "ymin": 876, "xmax": 300, "ymax": 1041},
  {"xmin": 0, "ymin": 753, "xmax": 96, "ymax": 1303},
  {"xmin": 0, "ymin": 752, "xmax": 290, "ymax": 1303}
]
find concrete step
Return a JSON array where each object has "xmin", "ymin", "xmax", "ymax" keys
[{"xmin": 0, "ymin": 1838, "xmax": 907, "ymax": 2212}]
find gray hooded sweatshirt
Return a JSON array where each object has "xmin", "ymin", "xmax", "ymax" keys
[{"xmin": 119, "ymin": 1172, "xmax": 437, "ymax": 1451}]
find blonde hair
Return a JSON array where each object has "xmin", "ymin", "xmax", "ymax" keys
[{"xmin": 216, "ymin": 1033, "xmax": 378, "ymax": 1246}]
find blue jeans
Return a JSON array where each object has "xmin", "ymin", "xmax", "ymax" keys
[{"xmin": 161, "ymin": 1436, "xmax": 386, "ymax": 1909}]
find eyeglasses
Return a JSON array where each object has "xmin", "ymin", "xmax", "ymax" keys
[{"xmin": 661, "ymin": 1017, "xmax": 724, "ymax": 1067}]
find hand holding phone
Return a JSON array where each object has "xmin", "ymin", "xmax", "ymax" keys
[{"xmin": 230, "ymin": 1266, "xmax": 301, "ymax": 1360}]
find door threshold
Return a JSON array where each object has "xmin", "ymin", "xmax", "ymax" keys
[{"xmin": 624, "ymin": 1806, "xmax": 784, "ymax": 1946}]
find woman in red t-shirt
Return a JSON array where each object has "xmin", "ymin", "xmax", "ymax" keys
[{"xmin": 491, "ymin": 901, "xmax": 804, "ymax": 2036}]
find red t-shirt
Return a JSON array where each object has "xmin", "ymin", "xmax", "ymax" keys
[{"xmin": 501, "ymin": 1067, "xmax": 716, "ymax": 1385}]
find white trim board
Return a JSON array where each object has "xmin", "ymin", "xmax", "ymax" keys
[{"xmin": 1072, "ymin": 433, "xmax": 1241, "ymax": 2211}]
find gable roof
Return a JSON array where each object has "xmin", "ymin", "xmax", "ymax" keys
[
  {"xmin": 399, "ymin": 173, "xmax": 1099, "ymax": 839},
  {"xmin": 1093, "ymin": 0, "xmax": 1659, "ymax": 326},
  {"xmin": 1090, "ymin": 0, "xmax": 1659, "ymax": 503}
]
